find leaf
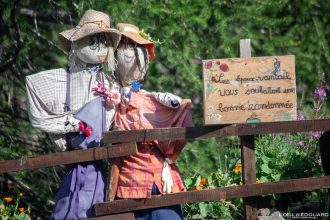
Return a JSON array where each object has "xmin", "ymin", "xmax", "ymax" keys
[
  {"xmin": 198, "ymin": 202, "xmax": 208, "ymax": 217},
  {"xmin": 18, "ymin": 213, "xmax": 32, "ymax": 220},
  {"xmin": 260, "ymin": 176, "xmax": 269, "ymax": 183},
  {"xmin": 261, "ymin": 163, "xmax": 272, "ymax": 174},
  {"xmin": 271, "ymin": 173, "xmax": 281, "ymax": 181},
  {"xmin": 261, "ymin": 155, "xmax": 271, "ymax": 164}
]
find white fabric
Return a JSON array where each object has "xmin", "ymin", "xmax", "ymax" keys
[
  {"xmin": 116, "ymin": 46, "xmax": 148, "ymax": 86},
  {"xmin": 143, "ymin": 90, "xmax": 182, "ymax": 109},
  {"xmin": 162, "ymin": 158, "xmax": 173, "ymax": 194},
  {"xmin": 75, "ymin": 34, "xmax": 109, "ymax": 64},
  {"xmin": 26, "ymin": 61, "xmax": 118, "ymax": 135}
]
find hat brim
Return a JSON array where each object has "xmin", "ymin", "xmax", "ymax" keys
[
  {"xmin": 59, "ymin": 24, "xmax": 121, "ymax": 53},
  {"xmin": 121, "ymin": 32, "xmax": 155, "ymax": 60}
]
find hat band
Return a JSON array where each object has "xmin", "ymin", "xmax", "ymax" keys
[
  {"xmin": 122, "ymin": 26, "xmax": 139, "ymax": 34},
  {"xmin": 77, "ymin": 20, "xmax": 110, "ymax": 30}
]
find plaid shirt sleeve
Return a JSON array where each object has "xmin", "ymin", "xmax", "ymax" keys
[{"xmin": 25, "ymin": 69, "xmax": 79, "ymax": 134}]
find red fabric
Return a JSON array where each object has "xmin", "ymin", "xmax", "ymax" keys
[{"xmin": 114, "ymin": 91, "xmax": 192, "ymax": 198}]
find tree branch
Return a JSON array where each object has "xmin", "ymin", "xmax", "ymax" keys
[{"xmin": 19, "ymin": 8, "xmax": 77, "ymax": 25}]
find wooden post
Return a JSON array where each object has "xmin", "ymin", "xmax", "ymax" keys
[{"xmin": 239, "ymin": 39, "xmax": 258, "ymax": 220}]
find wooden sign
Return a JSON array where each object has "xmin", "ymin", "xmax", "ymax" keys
[{"xmin": 203, "ymin": 55, "xmax": 296, "ymax": 125}]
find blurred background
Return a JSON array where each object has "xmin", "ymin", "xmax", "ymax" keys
[{"xmin": 0, "ymin": 0, "xmax": 329, "ymax": 219}]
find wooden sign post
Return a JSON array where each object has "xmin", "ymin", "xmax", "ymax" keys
[{"xmin": 203, "ymin": 48, "xmax": 296, "ymax": 125}]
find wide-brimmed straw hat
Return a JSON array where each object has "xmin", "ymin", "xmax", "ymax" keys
[
  {"xmin": 59, "ymin": 9, "xmax": 121, "ymax": 52},
  {"xmin": 116, "ymin": 23, "xmax": 155, "ymax": 61}
]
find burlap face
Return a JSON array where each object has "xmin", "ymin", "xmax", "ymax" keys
[
  {"xmin": 75, "ymin": 34, "xmax": 110, "ymax": 64},
  {"xmin": 116, "ymin": 45, "xmax": 149, "ymax": 86}
]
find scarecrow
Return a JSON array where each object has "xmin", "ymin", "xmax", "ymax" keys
[
  {"xmin": 112, "ymin": 23, "xmax": 192, "ymax": 220},
  {"xmin": 26, "ymin": 9, "xmax": 122, "ymax": 219}
]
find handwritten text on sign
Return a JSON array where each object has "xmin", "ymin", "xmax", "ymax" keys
[{"xmin": 202, "ymin": 55, "xmax": 297, "ymax": 125}]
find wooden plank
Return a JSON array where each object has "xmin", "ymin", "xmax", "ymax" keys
[
  {"xmin": 94, "ymin": 175, "xmax": 330, "ymax": 215},
  {"xmin": 239, "ymin": 39, "xmax": 258, "ymax": 220},
  {"xmin": 103, "ymin": 114, "xmax": 330, "ymax": 145},
  {"xmin": 202, "ymin": 55, "xmax": 296, "ymax": 124},
  {"xmin": 240, "ymin": 39, "xmax": 251, "ymax": 58},
  {"xmin": 240, "ymin": 135, "xmax": 258, "ymax": 220},
  {"xmin": 0, "ymin": 142, "xmax": 137, "ymax": 173},
  {"xmin": 106, "ymin": 158, "xmax": 120, "ymax": 201},
  {"xmin": 85, "ymin": 212, "xmax": 134, "ymax": 220}
]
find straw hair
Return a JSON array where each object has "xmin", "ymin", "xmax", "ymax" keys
[
  {"xmin": 116, "ymin": 23, "xmax": 155, "ymax": 61},
  {"xmin": 59, "ymin": 9, "xmax": 121, "ymax": 52}
]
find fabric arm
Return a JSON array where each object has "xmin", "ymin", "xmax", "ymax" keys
[
  {"xmin": 26, "ymin": 77, "xmax": 79, "ymax": 134},
  {"xmin": 142, "ymin": 90, "xmax": 182, "ymax": 109}
]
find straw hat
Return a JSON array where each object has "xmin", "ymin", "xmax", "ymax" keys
[
  {"xmin": 116, "ymin": 23, "xmax": 155, "ymax": 61},
  {"xmin": 59, "ymin": 9, "xmax": 121, "ymax": 52}
]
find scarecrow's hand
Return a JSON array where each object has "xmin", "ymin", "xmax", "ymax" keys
[{"xmin": 142, "ymin": 90, "xmax": 182, "ymax": 109}]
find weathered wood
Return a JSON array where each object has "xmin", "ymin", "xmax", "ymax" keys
[
  {"xmin": 240, "ymin": 39, "xmax": 252, "ymax": 58},
  {"xmin": 240, "ymin": 135, "xmax": 258, "ymax": 220},
  {"xmin": 240, "ymin": 39, "xmax": 258, "ymax": 220},
  {"xmin": 106, "ymin": 158, "xmax": 120, "ymax": 201},
  {"xmin": 102, "ymin": 119, "xmax": 330, "ymax": 144},
  {"xmin": 94, "ymin": 175, "xmax": 330, "ymax": 215},
  {"xmin": 0, "ymin": 142, "xmax": 137, "ymax": 173},
  {"xmin": 85, "ymin": 212, "xmax": 134, "ymax": 220}
]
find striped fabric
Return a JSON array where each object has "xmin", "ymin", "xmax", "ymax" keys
[{"xmin": 114, "ymin": 91, "xmax": 192, "ymax": 199}]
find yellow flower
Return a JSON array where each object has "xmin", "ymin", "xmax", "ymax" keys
[
  {"xmin": 256, "ymin": 178, "xmax": 261, "ymax": 184},
  {"xmin": 19, "ymin": 192, "xmax": 24, "ymax": 197},
  {"xmin": 4, "ymin": 197, "xmax": 13, "ymax": 203},
  {"xmin": 233, "ymin": 163, "xmax": 242, "ymax": 174},
  {"xmin": 19, "ymin": 207, "xmax": 25, "ymax": 212}
]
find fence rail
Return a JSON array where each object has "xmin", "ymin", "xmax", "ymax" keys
[{"xmin": 1, "ymin": 119, "xmax": 330, "ymax": 220}]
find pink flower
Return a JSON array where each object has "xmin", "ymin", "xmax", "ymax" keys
[
  {"xmin": 193, "ymin": 95, "xmax": 200, "ymax": 105},
  {"xmin": 93, "ymin": 83, "xmax": 106, "ymax": 94},
  {"xmin": 309, "ymin": 131, "xmax": 321, "ymax": 138},
  {"xmin": 313, "ymin": 87, "xmax": 327, "ymax": 101},
  {"xmin": 297, "ymin": 114, "xmax": 305, "ymax": 120},
  {"xmin": 106, "ymin": 91, "xmax": 121, "ymax": 107}
]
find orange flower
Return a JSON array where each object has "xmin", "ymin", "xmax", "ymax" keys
[
  {"xmin": 191, "ymin": 186, "xmax": 203, "ymax": 190},
  {"xmin": 200, "ymin": 178, "xmax": 207, "ymax": 185},
  {"xmin": 233, "ymin": 163, "xmax": 242, "ymax": 174},
  {"xmin": 19, "ymin": 207, "xmax": 25, "ymax": 212},
  {"xmin": 4, "ymin": 197, "xmax": 13, "ymax": 203}
]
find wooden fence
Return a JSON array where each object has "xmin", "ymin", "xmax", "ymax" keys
[{"xmin": 1, "ymin": 119, "xmax": 330, "ymax": 220}]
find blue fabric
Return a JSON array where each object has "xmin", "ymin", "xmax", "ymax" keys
[
  {"xmin": 51, "ymin": 96, "xmax": 107, "ymax": 219},
  {"xmin": 134, "ymin": 183, "xmax": 183, "ymax": 220}
]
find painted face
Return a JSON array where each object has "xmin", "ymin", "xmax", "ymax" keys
[
  {"xmin": 75, "ymin": 33, "xmax": 110, "ymax": 64},
  {"xmin": 116, "ymin": 41, "xmax": 149, "ymax": 86}
]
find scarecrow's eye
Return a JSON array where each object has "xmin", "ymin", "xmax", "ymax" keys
[{"xmin": 89, "ymin": 36, "xmax": 98, "ymax": 50}]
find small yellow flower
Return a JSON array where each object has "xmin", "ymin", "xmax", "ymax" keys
[
  {"xmin": 256, "ymin": 178, "xmax": 261, "ymax": 184},
  {"xmin": 4, "ymin": 197, "xmax": 13, "ymax": 203},
  {"xmin": 2, "ymin": 210, "xmax": 8, "ymax": 216},
  {"xmin": 19, "ymin": 207, "xmax": 25, "ymax": 212},
  {"xmin": 19, "ymin": 192, "xmax": 24, "ymax": 197},
  {"xmin": 233, "ymin": 163, "xmax": 242, "ymax": 174}
]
